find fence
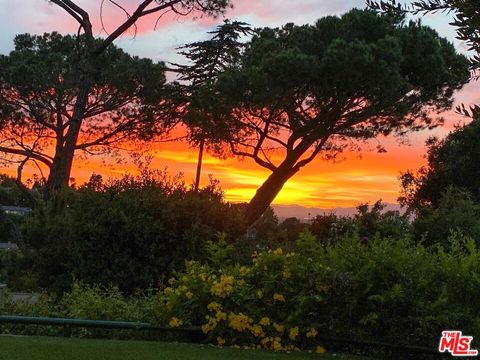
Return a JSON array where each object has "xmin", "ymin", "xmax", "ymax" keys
[{"xmin": 0, "ymin": 315, "xmax": 448, "ymax": 358}]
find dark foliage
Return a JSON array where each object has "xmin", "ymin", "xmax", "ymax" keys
[
  {"xmin": 187, "ymin": 9, "xmax": 471, "ymax": 225},
  {"xmin": 400, "ymin": 116, "xmax": 480, "ymax": 211},
  {"xmin": 21, "ymin": 171, "xmax": 244, "ymax": 294}
]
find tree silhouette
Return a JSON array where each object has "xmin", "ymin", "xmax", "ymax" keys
[
  {"xmin": 0, "ymin": 0, "xmax": 233, "ymax": 194},
  {"xmin": 172, "ymin": 20, "xmax": 252, "ymax": 191},
  {"xmin": 367, "ymin": 0, "xmax": 480, "ymax": 115},
  {"xmin": 188, "ymin": 9, "xmax": 470, "ymax": 225},
  {"xmin": 0, "ymin": 33, "xmax": 172, "ymax": 190},
  {"xmin": 400, "ymin": 112, "xmax": 480, "ymax": 212}
]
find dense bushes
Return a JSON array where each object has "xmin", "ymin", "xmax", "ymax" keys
[
  {"xmin": 412, "ymin": 186, "xmax": 480, "ymax": 247},
  {"xmin": 13, "ymin": 180, "xmax": 480, "ymax": 296},
  {"xmin": 21, "ymin": 171, "xmax": 245, "ymax": 294},
  {"xmin": 157, "ymin": 233, "xmax": 480, "ymax": 350},
  {"xmin": 0, "ymin": 250, "xmax": 36, "ymax": 291},
  {"xmin": 4, "ymin": 233, "xmax": 479, "ymax": 353}
]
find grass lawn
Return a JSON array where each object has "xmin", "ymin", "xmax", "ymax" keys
[{"xmin": 0, "ymin": 335, "xmax": 372, "ymax": 360}]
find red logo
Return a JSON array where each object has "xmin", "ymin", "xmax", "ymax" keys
[{"xmin": 439, "ymin": 331, "xmax": 478, "ymax": 357}]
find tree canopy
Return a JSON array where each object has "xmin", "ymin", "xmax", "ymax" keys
[
  {"xmin": 367, "ymin": 0, "xmax": 479, "ymax": 71},
  {"xmin": 187, "ymin": 9, "xmax": 470, "ymax": 225},
  {"xmin": 400, "ymin": 111, "xmax": 480, "ymax": 211},
  {"xmin": 0, "ymin": 0, "xmax": 233, "ymax": 194},
  {"xmin": 172, "ymin": 20, "xmax": 252, "ymax": 190},
  {"xmin": 368, "ymin": 0, "xmax": 480, "ymax": 116},
  {"xmin": 0, "ymin": 32, "xmax": 172, "ymax": 187}
]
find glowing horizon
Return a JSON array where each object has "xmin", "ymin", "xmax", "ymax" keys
[
  {"xmin": 0, "ymin": 120, "xmax": 463, "ymax": 208},
  {"xmin": 0, "ymin": 0, "xmax": 479, "ymax": 208}
]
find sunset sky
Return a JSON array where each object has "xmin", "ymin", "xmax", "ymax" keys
[{"xmin": 0, "ymin": 0, "xmax": 479, "ymax": 208}]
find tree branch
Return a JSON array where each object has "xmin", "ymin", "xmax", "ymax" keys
[
  {"xmin": 0, "ymin": 146, "xmax": 53, "ymax": 167},
  {"xmin": 93, "ymin": 0, "xmax": 183, "ymax": 57}
]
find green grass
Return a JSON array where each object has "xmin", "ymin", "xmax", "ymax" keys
[{"xmin": 0, "ymin": 336, "xmax": 371, "ymax": 360}]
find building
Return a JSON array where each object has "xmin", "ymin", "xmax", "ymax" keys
[
  {"xmin": 0, "ymin": 205, "xmax": 32, "ymax": 216},
  {"xmin": 0, "ymin": 242, "xmax": 18, "ymax": 250}
]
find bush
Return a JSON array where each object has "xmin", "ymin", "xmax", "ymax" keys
[
  {"xmin": 21, "ymin": 171, "xmax": 245, "ymax": 294},
  {"xmin": 156, "ymin": 233, "xmax": 480, "ymax": 351},
  {"xmin": 3, "ymin": 232, "xmax": 480, "ymax": 354},
  {"xmin": 412, "ymin": 186, "xmax": 480, "ymax": 247},
  {"xmin": 0, "ymin": 250, "xmax": 37, "ymax": 291}
]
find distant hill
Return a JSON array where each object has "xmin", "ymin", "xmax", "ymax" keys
[{"xmin": 271, "ymin": 203, "xmax": 403, "ymax": 222}]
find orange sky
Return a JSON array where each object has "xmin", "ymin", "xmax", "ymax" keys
[
  {"xmin": 0, "ymin": 105, "xmax": 472, "ymax": 208},
  {"xmin": 0, "ymin": 1, "xmax": 479, "ymax": 208}
]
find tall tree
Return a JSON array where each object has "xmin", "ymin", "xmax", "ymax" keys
[
  {"xmin": 172, "ymin": 20, "xmax": 252, "ymax": 191},
  {"xmin": 0, "ymin": 33, "xmax": 172, "ymax": 188},
  {"xmin": 368, "ymin": 0, "xmax": 480, "ymax": 210},
  {"xmin": 400, "ymin": 111, "xmax": 480, "ymax": 211},
  {"xmin": 188, "ymin": 9, "xmax": 470, "ymax": 225},
  {"xmin": 0, "ymin": 0, "xmax": 232, "ymax": 194}
]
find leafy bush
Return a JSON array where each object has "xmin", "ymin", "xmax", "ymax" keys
[
  {"xmin": 3, "ymin": 232, "xmax": 480, "ymax": 354},
  {"xmin": 412, "ymin": 186, "xmax": 480, "ymax": 247},
  {"xmin": 0, "ymin": 250, "xmax": 37, "ymax": 291},
  {"xmin": 21, "ymin": 171, "xmax": 245, "ymax": 294},
  {"xmin": 156, "ymin": 233, "xmax": 480, "ymax": 351}
]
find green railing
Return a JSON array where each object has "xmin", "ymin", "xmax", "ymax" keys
[
  {"xmin": 0, "ymin": 315, "xmax": 202, "ymax": 338},
  {"xmin": 0, "ymin": 315, "xmax": 445, "ymax": 358}
]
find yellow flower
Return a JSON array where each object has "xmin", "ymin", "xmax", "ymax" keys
[
  {"xmin": 211, "ymin": 275, "xmax": 234, "ymax": 298},
  {"xmin": 257, "ymin": 290, "xmax": 263, "ymax": 299},
  {"xmin": 217, "ymin": 337, "xmax": 226, "ymax": 346},
  {"xmin": 282, "ymin": 269, "xmax": 291, "ymax": 279},
  {"xmin": 185, "ymin": 291, "xmax": 193, "ymax": 300},
  {"xmin": 259, "ymin": 317, "xmax": 270, "ymax": 326},
  {"xmin": 272, "ymin": 340, "xmax": 283, "ymax": 351},
  {"xmin": 306, "ymin": 327, "xmax": 318, "ymax": 338},
  {"xmin": 273, "ymin": 323, "xmax": 285, "ymax": 333},
  {"xmin": 316, "ymin": 345, "xmax": 326, "ymax": 354},
  {"xmin": 201, "ymin": 318, "xmax": 218, "ymax": 333},
  {"xmin": 169, "ymin": 317, "xmax": 183, "ymax": 328},
  {"xmin": 164, "ymin": 287, "xmax": 173, "ymax": 294},
  {"xmin": 168, "ymin": 278, "xmax": 176, "ymax": 285},
  {"xmin": 273, "ymin": 248, "xmax": 283, "ymax": 255},
  {"xmin": 228, "ymin": 312, "xmax": 253, "ymax": 332},
  {"xmin": 250, "ymin": 324, "xmax": 264, "ymax": 337},
  {"xmin": 289, "ymin": 326, "xmax": 299, "ymax": 340},
  {"xmin": 215, "ymin": 311, "xmax": 227, "ymax": 321},
  {"xmin": 239, "ymin": 266, "xmax": 250, "ymax": 276},
  {"xmin": 207, "ymin": 302, "xmax": 222, "ymax": 312},
  {"xmin": 273, "ymin": 293, "xmax": 286, "ymax": 302}
]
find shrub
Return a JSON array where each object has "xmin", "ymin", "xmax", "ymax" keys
[
  {"xmin": 4, "ymin": 232, "xmax": 480, "ymax": 354},
  {"xmin": 0, "ymin": 250, "xmax": 37, "ymax": 291},
  {"xmin": 21, "ymin": 171, "xmax": 245, "ymax": 294},
  {"xmin": 412, "ymin": 186, "xmax": 480, "ymax": 247},
  {"xmin": 156, "ymin": 233, "xmax": 480, "ymax": 351}
]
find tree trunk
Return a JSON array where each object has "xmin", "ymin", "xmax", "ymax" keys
[
  {"xmin": 46, "ymin": 60, "xmax": 95, "ymax": 195},
  {"xmin": 244, "ymin": 162, "xmax": 298, "ymax": 226},
  {"xmin": 46, "ymin": 145, "xmax": 77, "ymax": 194},
  {"xmin": 194, "ymin": 138, "xmax": 205, "ymax": 192}
]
